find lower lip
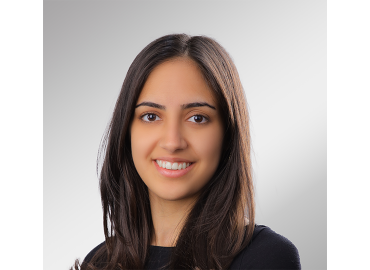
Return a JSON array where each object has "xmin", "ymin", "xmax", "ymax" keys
[{"xmin": 153, "ymin": 160, "xmax": 195, "ymax": 178}]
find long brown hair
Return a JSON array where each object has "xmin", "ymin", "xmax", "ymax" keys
[{"xmin": 72, "ymin": 34, "xmax": 255, "ymax": 270}]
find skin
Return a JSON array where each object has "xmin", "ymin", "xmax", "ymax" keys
[{"xmin": 130, "ymin": 57, "xmax": 224, "ymax": 246}]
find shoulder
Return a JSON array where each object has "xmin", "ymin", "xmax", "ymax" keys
[
  {"xmin": 230, "ymin": 224, "xmax": 301, "ymax": 269},
  {"xmin": 83, "ymin": 241, "xmax": 106, "ymax": 264}
]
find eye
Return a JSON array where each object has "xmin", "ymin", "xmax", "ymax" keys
[
  {"xmin": 188, "ymin": 115, "xmax": 208, "ymax": 124},
  {"xmin": 141, "ymin": 113, "xmax": 161, "ymax": 122}
]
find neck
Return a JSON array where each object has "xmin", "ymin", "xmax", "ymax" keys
[{"xmin": 149, "ymin": 193, "xmax": 197, "ymax": 247}]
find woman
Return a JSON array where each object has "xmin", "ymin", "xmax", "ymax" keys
[{"xmin": 71, "ymin": 34, "xmax": 300, "ymax": 270}]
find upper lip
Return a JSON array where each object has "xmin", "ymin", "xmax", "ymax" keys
[{"xmin": 154, "ymin": 157, "xmax": 194, "ymax": 163}]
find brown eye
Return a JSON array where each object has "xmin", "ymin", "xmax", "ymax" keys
[
  {"xmin": 147, "ymin": 114, "xmax": 156, "ymax": 121},
  {"xmin": 194, "ymin": 115, "xmax": 203, "ymax": 122},
  {"xmin": 188, "ymin": 115, "xmax": 208, "ymax": 124},
  {"xmin": 142, "ymin": 113, "xmax": 160, "ymax": 122}
]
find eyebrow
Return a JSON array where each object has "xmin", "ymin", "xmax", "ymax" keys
[
  {"xmin": 135, "ymin": 101, "xmax": 165, "ymax": 110},
  {"xmin": 135, "ymin": 101, "xmax": 216, "ymax": 110}
]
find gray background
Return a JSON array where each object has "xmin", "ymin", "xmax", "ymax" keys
[{"xmin": 44, "ymin": 1, "xmax": 326, "ymax": 269}]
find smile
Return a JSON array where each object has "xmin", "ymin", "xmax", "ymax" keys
[
  {"xmin": 153, "ymin": 160, "xmax": 195, "ymax": 178},
  {"xmin": 155, "ymin": 160, "xmax": 192, "ymax": 170}
]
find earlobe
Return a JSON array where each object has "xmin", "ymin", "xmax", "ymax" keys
[{"xmin": 244, "ymin": 216, "xmax": 249, "ymax": 226}]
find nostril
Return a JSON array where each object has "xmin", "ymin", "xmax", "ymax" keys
[{"xmin": 159, "ymin": 138, "xmax": 188, "ymax": 152}]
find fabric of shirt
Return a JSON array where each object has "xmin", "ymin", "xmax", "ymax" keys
[{"xmin": 83, "ymin": 224, "xmax": 301, "ymax": 269}]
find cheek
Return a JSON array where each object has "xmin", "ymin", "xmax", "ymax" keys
[
  {"xmin": 131, "ymin": 123, "xmax": 157, "ymax": 168},
  {"xmin": 192, "ymin": 125, "xmax": 223, "ymax": 167}
]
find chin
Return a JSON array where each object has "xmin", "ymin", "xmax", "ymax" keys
[{"xmin": 150, "ymin": 185, "xmax": 197, "ymax": 202}]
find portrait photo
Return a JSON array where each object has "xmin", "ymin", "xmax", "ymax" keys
[{"xmin": 44, "ymin": 0, "xmax": 326, "ymax": 269}]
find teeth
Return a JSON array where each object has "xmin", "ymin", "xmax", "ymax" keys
[{"xmin": 156, "ymin": 160, "xmax": 192, "ymax": 170}]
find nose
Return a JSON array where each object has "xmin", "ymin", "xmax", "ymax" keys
[{"xmin": 159, "ymin": 120, "xmax": 187, "ymax": 153}]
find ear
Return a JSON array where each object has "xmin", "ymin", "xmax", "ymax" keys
[{"xmin": 244, "ymin": 216, "xmax": 249, "ymax": 226}]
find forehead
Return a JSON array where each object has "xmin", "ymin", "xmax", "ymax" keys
[{"xmin": 137, "ymin": 58, "xmax": 216, "ymax": 106}]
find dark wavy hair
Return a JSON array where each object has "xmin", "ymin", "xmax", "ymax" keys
[{"xmin": 71, "ymin": 34, "xmax": 255, "ymax": 270}]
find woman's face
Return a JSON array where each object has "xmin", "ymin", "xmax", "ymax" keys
[{"xmin": 130, "ymin": 58, "xmax": 224, "ymax": 202}]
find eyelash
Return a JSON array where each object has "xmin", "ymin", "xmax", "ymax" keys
[{"xmin": 140, "ymin": 113, "xmax": 209, "ymax": 124}]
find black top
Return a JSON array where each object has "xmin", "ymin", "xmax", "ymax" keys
[{"xmin": 84, "ymin": 225, "xmax": 301, "ymax": 269}]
